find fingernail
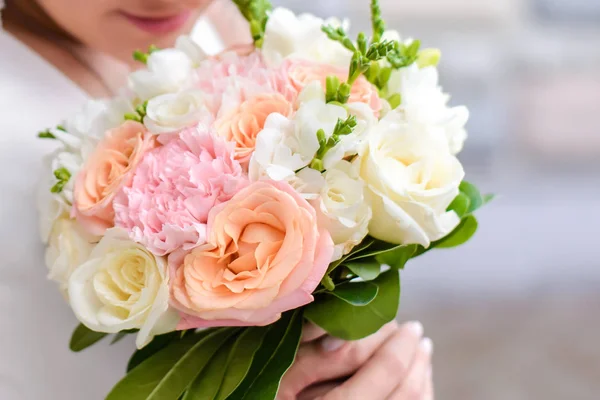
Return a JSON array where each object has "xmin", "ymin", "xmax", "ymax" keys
[
  {"xmin": 408, "ymin": 321, "xmax": 424, "ymax": 337},
  {"xmin": 420, "ymin": 337, "xmax": 434, "ymax": 355},
  {"xmin": 321, "ymin": 336, "xmax": 346, "ymax": 352}
]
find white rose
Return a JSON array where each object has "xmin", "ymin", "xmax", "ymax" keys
[
  {"xmin": 175, "ymin": 35, "xmax": 208, "ymax": 66},
  {"xmin": 359, "ymin": 111, "xmax": 465, "ymax": 247},
  {"xmin": 315, "ymin": 161, "xmax": 372, "ymax": 261},
  {"xmin": 387, "ymin": 64, "xmax": 469, "ymax": 154},
  {"xmin": 144, "ymin": 90, "xmax": 214, "ymax": 134},
  {"xmin": 45, "ymin": 218, "xmax": 95, "ymax": 297},
  {"xmin": 37, "ymin": 150, "xmax": 83, "ymax": 242},
  {"xmin": 68, "ymin": 228, "xmax": 179, "ymax": 348},
  {"xmin": 129, "ymin": 49, "xmax": 194, "ymax": 100},
  {"xmin": 262, "ymin": 8, "xmax": 352, "ymax": 68}
]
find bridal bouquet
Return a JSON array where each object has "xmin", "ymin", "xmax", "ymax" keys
[{"xmin": 37, "ymin": 1, "xmax": 491, "ymax": 399}]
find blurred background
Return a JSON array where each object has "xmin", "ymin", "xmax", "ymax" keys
[{"xmin": 267, "ymin": 0, "xmax": 599, "ymax": 398}]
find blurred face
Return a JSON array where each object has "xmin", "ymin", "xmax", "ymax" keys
[{"xmin": 36, "ymin": 0, "xmax": 216, "ymax": 61}]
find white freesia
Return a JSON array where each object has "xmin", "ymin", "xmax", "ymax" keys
[
  {"xmin": 359, "ymin": 111, "xmax": 465, "ymax": 247},
  {"xmin": 68, "ymin": 228, "xmax": 179, "ymax": 349},
  {"xmin": 175, "ymin": 35, "xmax": 208, "ymax": 66},
  {"xmin": 387, "ymin": 64, "xmax": 469, "ymax": 154},
  {"xmin": 315, "ymin": 161, "xmax": 372, "ymax": 261},
  {"xmin": 144, "ymin": 90, "xmax": 214, "ymax": 134},
  {"xmin": 37, "ymin": 150, "xmax": 84, "ymax": 242},
  {"xmin": 45, "ymin": 218, "xmax": 95, "ymax": 297},
  {"xmin": 129, "ymin": 49, "xmax": 194, "ymax": 100},
  {"xmin": 262, "ymin": 7, "xmax": 352, "ymax": 68}
]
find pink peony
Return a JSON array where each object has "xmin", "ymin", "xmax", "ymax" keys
[
  {"xmin": 169, "ymin": 180, "xmax": 334, "ymax": 329},
  {"xmin": 282, "ymin": 58, "xmax": 383, "ymax": 114},
  {"xmin": 114, "ymin": 126, "xmax": 247, "ymax": 256}
]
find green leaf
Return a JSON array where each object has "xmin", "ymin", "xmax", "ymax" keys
[
  {"xmin": 375, "ymin": 244, "xmax": 418, "ymax": 270},
  {"xmin": 69, "ymin": 324, "xmax": 108, "ymax": 352},
  {"xmin": 110, "ymin": 329, "xmax": 138, "ymax": 345},
  {"xmin": 228, "ymin": 311, "xmax": 303, "ymax": 400},
  {"xmin": 324, "ymin": 238, "xmax": 376, "ymax": 277},
  {"xmin": 215, "ymin": 328, "xmax": 268, "ymax": 400},
  {"xmin": 435, "ymin": 215, "xmax": 478, "ymax": 249},
  {"xmin": 182, "ymin": 336, "xmax": 237, "ymax": 400},
  {"xmin": 345, "ymin": 260, "xmax": 381, "ymax": 281},
  {"xmin": 346, "ymin": 240, "xmax": 407, "ymax": 262},
  {"xmin": 447, "ymin": 192, "xmax": 471, "ymax": 218},
  {"xmin": 483, "ymin": 193, "xmax": 495, "ymax": 205},
  {"xmin": 126, "ymin": 331, "xmax": 179, "ymax": 372},
  {"xmin": 107, "ymin": 328, "xmax": 237, "ymax": 400},
  {"xmin": 459, "ymin": 181, "xmax": 483, "ymax": 214},
  {"xmin": 331, "ymin": 282, "xmax": 379, "ymax": 306},
  {"xmin": 305, "ymin": 269, "xmax": 400, "ymax": 340}
]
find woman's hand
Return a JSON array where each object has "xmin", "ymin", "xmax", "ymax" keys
[{"xmin": 278, "ymin": 321, "xmax": 434, "ymax": 400}]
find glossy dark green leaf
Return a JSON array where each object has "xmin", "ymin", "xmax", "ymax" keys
[
  {"xmin": 459, "ymin": 181, "xmax": 483, "ymax": 214},
  {"xmin": 375, "ymin": 244, "xmax": 417, "ymax": 270},
  {"xmin": 215, "ymin": 327, "xmax": 268, "ymax": 400},
  {"xmin": 111, "ymin": 329, "xmax": 138, "ymax": 345},
  {"xmin": 436, "ymin": 215, "xmax": 478, "ymax": 248},
  {"xmin": 305, "ymin": 270, "xmax": 400, "ymax": 340},
  {"xmin": 228, "ymin": 311, "xmax": 303, "ymax": 400},
  {"xmin": 182, "ymin": 336, "xmax": 237, "ymax": 400},
  {"xmin": 107, "ymin": 328, "xmax": 236, "ymax": 400},
  {"xmin": 126, "ymin": 331, "xmax": 180, "ymax": 372},
  {"xmin": 447, "ymin": 192, "xmax": 470, "ymax": 218},
  {"xmin": 69, "ymin": 324, "xmax": 108, "ymax": 352},
  {"xmin": 345, "ymin": 260, "xmax": 381, "ymax": 281},
  {"xmin": 325, "ymin": 238, "xmax": 376, "ymax": 275},
  {"xmin": 330, "ymin": 282, "xmax": 379, "ymax": 306}
]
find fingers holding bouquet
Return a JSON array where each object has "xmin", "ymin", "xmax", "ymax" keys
[{"xmin": 281, "ymin": 322, "xmax": 433, "ymax": 400}]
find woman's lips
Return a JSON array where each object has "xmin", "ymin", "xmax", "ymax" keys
[{"xmin": 122, "ymin": 11, "xmax": 192, "ymax": 34}]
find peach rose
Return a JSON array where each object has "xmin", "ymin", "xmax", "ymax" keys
[
  {"xmin": 214, "ymin": 93, "xmax": 293, "ymax": 165},
  {"xmin": 283, "ymin": 58, "xmax": 382, "ymax": 114},
  {"xmin": 73, "ymin": 121, "xmax": 157, "ymax": 235},
  {"xmin": 170, "ymin": 180, "xmax": 334, "ymax": 328}
]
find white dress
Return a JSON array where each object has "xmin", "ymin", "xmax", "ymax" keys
[{"xmin": 0, "ymin": 31, "xmax": 136, "ymax": 400}]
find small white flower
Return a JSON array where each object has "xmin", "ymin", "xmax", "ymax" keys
[
  {"xmin": 314, "ymin": 161, "xmax": 372, "ymax": 261},
  {"xmin": 262, "ymin": 8, "xmax": 352, "ymax": 68},
  {"xmin": 144, "ymin": 90, "xmax": 214, "ymax": 134},
  {"xmin": 358, "ymin": 111, "xmax": 465, "ymax": 247},
  {"xmin": 129, "ymin": 49, "xmax": 194, "ymax": 100},
  {"xmin": 387, "ymin": 64, "xmax": 469, "ymax": 155},
  {"xmin": 175, "ymin": 35, "xmax": 208, "ymax": 66},
  {"xmin": 37, "ymin": 150, "xmax": 84, "ymax": 242},
  {"xmin": 68, "ymin": 228, "xmax": 179, "ymax": 349},
  {"xmin": 45, "ymin": 218, "xmax": 95, "ymax": 298}
]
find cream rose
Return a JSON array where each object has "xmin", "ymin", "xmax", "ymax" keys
[
  {"xmin": 45, "ymin": 217, "xmax": 95, "ymax": 297},
  {"xmin": 68, "ymin": 228, "xmax": 179, "ymax": 349},
  {"xmin": 144, "ymin": 90, "xmax": 214, "ymax": 134},
  {"xmin": 315, "ymin": 161, "xmax": 372, "ymax": 261},
  {"xmin": 359, "ymin": 111, "xmax": 465, "ymax": 247}
]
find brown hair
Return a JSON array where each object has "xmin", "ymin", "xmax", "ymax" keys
[{"xmin": 3, "ymin": 0, "xmax": 76, "ymax": 42}]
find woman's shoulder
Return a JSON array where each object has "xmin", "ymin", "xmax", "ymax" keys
[{"xmin": 0, "ymin": 31, "xmax": 88, "ymax": 134}]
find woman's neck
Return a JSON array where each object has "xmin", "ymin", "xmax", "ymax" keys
[{"xmin": 3, "ymin": 18, "xmax": 130, "ymax": 98}]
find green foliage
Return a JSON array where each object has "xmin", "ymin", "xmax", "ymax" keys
[
  {"xmin": 330, "ymin": 281, "xmax": 379, "ymax": 306},
  {"xmin": 345, "ymin": 260, "xmax": 381, "ymax": 281},
  {"xmin": 370, "ymin": 0, "xmax": 386, "ymax": 43},
  {"xmin": 306, "ymin": 270, "xmax": 400, "ymax": 340},
  {"xmin": 107, "ymin": 329, "xmax": 237, "ymax": 400},
  {"xmin": 133, "ymin": 45, "xmax": 160, "ymax": 64},
  {"xmin": 375, "ymin": 244, "xmax": 418, "ymax": 270},
  {"xmin": 417, "ymin": 48, "xmax": 441, "ymax": 68},
  {"xmin": 227, "ymin": 311, "xmax": 303, "ymax": 400},
  {"xmin": 69, "ymin": 324, "xmax": 108, "ymax": 352},
  {"xmin": 232, "ymin": 0, "xmax": 273, "ymax": 47},
  {"xmin": 124, "ymin": 101, "xmax": 148, "ymax": 123},
  {"xmin": 127, "ymin": 331, "xmax": 181, "ymax": 372},
  {"xmin": 435, "ymin": 215, "xmax": 478, "ymax": 249},
  {"xmin": 110, "ymin": 329, "xmax": 138, "ymax": 345},
  {"xmin": 310, "ymin": 116, "xmax": 357, "ymax": 171},
  {"xmin": 50, "ymin": 167, "xmax": 71, "ymax": 194},
  {"xmin": 38, "ymin": 129, "xmax": 56, "ymax": 139}
]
